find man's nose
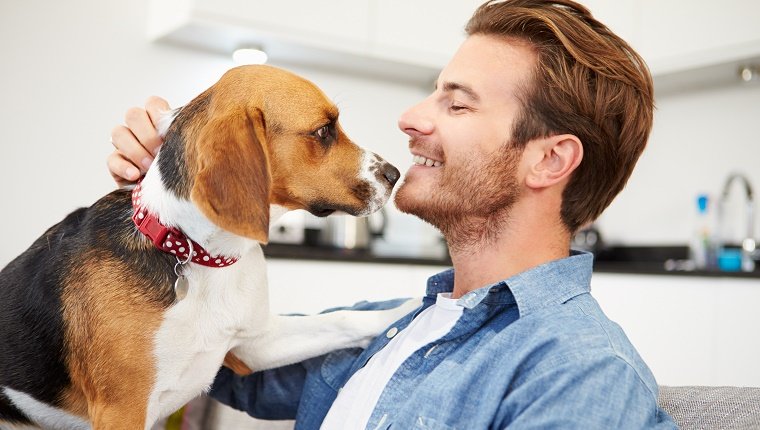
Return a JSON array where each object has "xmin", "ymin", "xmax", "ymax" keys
[{"xmin": 398, "ymin": 99, "xmax": 434, "ymax": 137}]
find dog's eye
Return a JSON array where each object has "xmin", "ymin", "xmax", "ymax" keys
[
  {"xmin": 314, "ymin": 124, "xmax": 334, "ymax": 144},
  {"xmin": 316, "ymin": 125, "xmax": 329, "ymax": 140}
]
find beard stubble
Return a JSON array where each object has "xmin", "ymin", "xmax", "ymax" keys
[{"xmin": 394, "ymin": 141, "xmax": 522, "ymax": 254}]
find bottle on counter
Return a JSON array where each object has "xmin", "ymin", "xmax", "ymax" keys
[{"xmin": 689, "ymin": 194, "xmax": 712, "ymax": 270}]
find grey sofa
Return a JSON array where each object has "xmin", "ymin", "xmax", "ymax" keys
[
  {"xmin": 158, "ymin": 386, "xmax": 760, "ymax": 429},
  {"xmin": 658, "ymin": 386, "xmax": 760, "ymax": 429}
]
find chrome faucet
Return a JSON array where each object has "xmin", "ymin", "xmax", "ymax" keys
[{"xmin": 716, "ymin": 173, "xmax": 756, "ymax": 272}]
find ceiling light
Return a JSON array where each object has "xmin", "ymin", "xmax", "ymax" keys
[
  {"xmin": 233, "ymin": 47, "xmax": 268, "ymax": 65},
  {"xmin": 739, "ymin": 65, "xmax": 759, "ymax": 83}
]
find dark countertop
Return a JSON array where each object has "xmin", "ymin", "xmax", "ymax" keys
[
  {"xmin": 263, "ymin": 243, "xmax": 451, "ymax": 266},
  {"xmin": 592, "ymin": 245, "xmax": 760, "ymax": 279},
  {"xmin": 262, "ymin": 243, "xmax": 760, "ymax": 279}
]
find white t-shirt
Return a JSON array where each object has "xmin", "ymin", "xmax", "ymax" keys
[{"xmin": 320, "ymin": 293, "xmax": 464, "ymax": 429}]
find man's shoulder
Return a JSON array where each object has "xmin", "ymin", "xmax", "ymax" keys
[
  {"xmin": 492, "ymin": 292, "xmax": 658, "ymax": 391},
  {"xmin": 510, "ymin": 292, "xmax": 631, "ymax": 352},
  {"xmin": 492, "ymin": 294, "xmax": 656, "ymax": 390}
]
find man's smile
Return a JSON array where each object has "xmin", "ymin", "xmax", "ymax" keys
[{"xmin": 411, "ymin": 154, "xmax": 444, "ymax": 167}]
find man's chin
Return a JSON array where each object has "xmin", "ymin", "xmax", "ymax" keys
[
  {"xmin": 393, "ymin": 181, "xmax": 421, "ymax": 215},
  {"xmin": 394, "ymin": 183, "xmax": 444, "ymax": 227}
]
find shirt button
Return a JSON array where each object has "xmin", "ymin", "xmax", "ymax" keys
[{"xmin": 386, "ymin": 327, "xmax": 399, "ymax": 338}]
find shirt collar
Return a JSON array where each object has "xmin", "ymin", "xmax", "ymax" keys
[{"xmin": 424, "ymin": 250, "xmax": 593, "ymax": 316}]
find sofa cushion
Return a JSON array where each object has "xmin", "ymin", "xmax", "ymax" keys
[{"xmin": 658, "ymin": 386, "xmax": 760, "ymax": 429}]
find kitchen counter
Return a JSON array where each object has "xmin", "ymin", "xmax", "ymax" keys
[
  {"xmin": 262, "ymin": 243, "xmax": 760, "ymax": 279},
  {"xmin": 592, "ymin": 245, "xmax": 760, "ymax": 279},
  {"xmin": 263, "ymin": 243, "xmax": 450, "ymax": 267}
]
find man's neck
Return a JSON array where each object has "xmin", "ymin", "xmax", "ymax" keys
[{"xmin": 446, "ymin": 200, "xmax": 572, "ymax": 299}]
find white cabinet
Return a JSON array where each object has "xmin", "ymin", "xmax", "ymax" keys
[
  {"xmin": 149, "ymin": 0, "xmax": 371, "ymax": 51},
  {"xmin": 266, "ymin": 260, "xmax": 445, "ymax": 314},
  {"xmin": 637, "ymin": 0, "xmax": 760, "ymax": 74},
  {"xmin": 269, "ymin": 259, "xmax": 760, "ymax": 386},
  {"xmin": 147, "ymin": 0, "xmax": 455, "ymax": 86},
  {"xmin": 148, "ymin": 0, "xmax": 760, "ymax": 91},
  {"xmin": 592, "ymin": 273, "xmax": 760, "ymax": 387},
  {"xmin": 584, "ymin": 0, "xmax": 760, "ymax": 73},
  {"xmin": 582, "ymin": 0, "xmax": 760, "ymax": 91},
  {"xmin": 192, "ymin": 0, "xmax": 372, "ymax": 47},
  {"xmin": 372, "ymin": 0, "xmax": 483, "ymax": 68}
]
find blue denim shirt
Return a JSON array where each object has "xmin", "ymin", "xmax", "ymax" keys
[{"xmin": 211, "ymin": 251, "xmax": 677, "ymax": 429}]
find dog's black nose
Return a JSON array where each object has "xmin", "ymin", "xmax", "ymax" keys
[{"xmin": 381, "ymin": 163, "xmax": 401, "ymax": 187}]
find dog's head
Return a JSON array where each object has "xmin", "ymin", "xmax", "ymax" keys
[{"xmin": 159, "ymin": 65, "xmax": 399, "ymax": 244}]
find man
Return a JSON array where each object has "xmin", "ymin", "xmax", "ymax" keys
[{"xmin": 109, "ymin": 0, "xmax": 676, "ymax": 428}]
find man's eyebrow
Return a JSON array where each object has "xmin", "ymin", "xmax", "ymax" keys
[{"xmin": 437, "ymin": 81, "xmax": 481, "ymax": 103}]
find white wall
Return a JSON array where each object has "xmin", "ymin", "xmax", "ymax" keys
[
  {"xmin": 0, "ymin": 0, "xmax": 440, "ymax": 268},
  {"xmin": 600, "ymin": 83, "xmax": 760, "ymax": 246},
  {"xmin": 592, "ymin": 273, "xmax": 760, "ymax": 387},
  {"xmin": 2, "ymin": 1, "xmax": 759, "ymax": 269}
]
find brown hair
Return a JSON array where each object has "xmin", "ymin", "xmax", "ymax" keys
[{"xmin": 466, "ymin": 0, "xmax": 654, "ymax": 233}]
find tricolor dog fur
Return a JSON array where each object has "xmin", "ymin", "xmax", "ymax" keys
[{"xmin": 0, "ymin": 65, "xmax": 420, "ymax": 429}]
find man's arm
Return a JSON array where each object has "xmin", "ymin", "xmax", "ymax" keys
[
  {"xmin": 208, "ymin": 298, "xmax": 409, "ymax": 419},
  {"xmin": 210, "ymin": 362, "xmax": 308, "ymax": 420},
  {"xmin": 495, "ymin": 352, "xmax": 675, "ymax": 429}
]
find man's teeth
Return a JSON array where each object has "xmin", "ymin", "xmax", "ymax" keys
[{"xmin": 413, "ymin": 155, "xmax": 443, "ymax": 167}]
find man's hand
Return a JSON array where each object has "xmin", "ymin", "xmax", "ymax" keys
[{"xmin": 108, "ymin": 96, "xmax": 171, "ymax": 186}]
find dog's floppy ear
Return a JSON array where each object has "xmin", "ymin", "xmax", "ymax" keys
[{"xmin": 191, "ymin": 108, "xmax": 271, "ymax": 243}]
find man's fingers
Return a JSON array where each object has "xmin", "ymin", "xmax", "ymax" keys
[
  {"xmin": 110, "ymin": 124, "xmax": 155, "ymax": 174},
  {"xmin": 106, "ymin": 96, "xmax": 170, "ymax": 188},
  {"xmin": 124, "ymin": 106, "xmax": 163, "ymax": 157},
  {"xmin": 145, "ymin": 96, "xmax": 171, "ymax": 130},
  {"xmin": 107, "ymin": 152, "xmax": 141, "ymax": 187}
]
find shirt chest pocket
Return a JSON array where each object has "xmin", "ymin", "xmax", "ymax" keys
[
  {"xmin": 411, "ymin": 416, "xmax": 458, "ymax": 430},
  {"xmin": 380, "ymin": 416, "xmax": 457, "ymax": 430}
]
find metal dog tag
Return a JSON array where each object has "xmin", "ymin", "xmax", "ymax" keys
[
  {"xmin": 173, "ymin": 247, "xmax": 192, "ymax": 302},
  {"xmin": 174, "ymin": 275, "xmax": 189, "ymax": 301}
]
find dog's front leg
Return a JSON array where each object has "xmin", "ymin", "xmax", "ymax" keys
[{"xmin": 230, "ymin": 298, "xmax": 421, "ymax": 372}]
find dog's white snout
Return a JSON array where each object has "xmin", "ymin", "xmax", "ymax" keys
[
  {"xmin": 365, "ymin": 152, "xmax": 400, "ymax": 187},
  {"xmin": 357, "ymin": 151, "xmax": 399, "ymax": 216}
]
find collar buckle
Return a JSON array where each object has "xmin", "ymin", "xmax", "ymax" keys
[{"xmin": 131, "ymin": 207, "xmax": 171, "ymax": 249}]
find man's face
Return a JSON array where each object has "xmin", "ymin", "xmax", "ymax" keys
[{"xmin": 394, "ymin": 35, "xmax": 537, "ymax": 238}]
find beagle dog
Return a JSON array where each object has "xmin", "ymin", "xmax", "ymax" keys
[{"xmin": 0, "ymin": 65, "xmax": 419, "ymax": 429}]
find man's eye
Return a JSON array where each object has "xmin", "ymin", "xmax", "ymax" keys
[{"xmin": 450, "ymin": 104, "xmax": 467, "ymax": 112}]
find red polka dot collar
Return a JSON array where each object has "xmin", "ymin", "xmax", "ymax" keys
[{"xmin": 130, "ymin": 181, "xmax": 239, "ymax": 268}]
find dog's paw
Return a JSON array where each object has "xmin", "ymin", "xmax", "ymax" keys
[
  {"xmin": 355, "ymin": 297, "xmax": 423, "ymax": 347},
  {"xmin": 373, "ymin": 297, "xmax": 423, "ymax": 328},
  {"xmin": 395, "ymin": 297, "xmax": 423, "ymax": 317}
]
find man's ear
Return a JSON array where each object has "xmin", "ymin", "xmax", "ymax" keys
[
  {"xmin": 525, "ymin": 134, "xmax": 583, "ymax": 190},
  {"xmin": 191, "ymin": 108, "xmax": 271, "ymax": 243}
]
